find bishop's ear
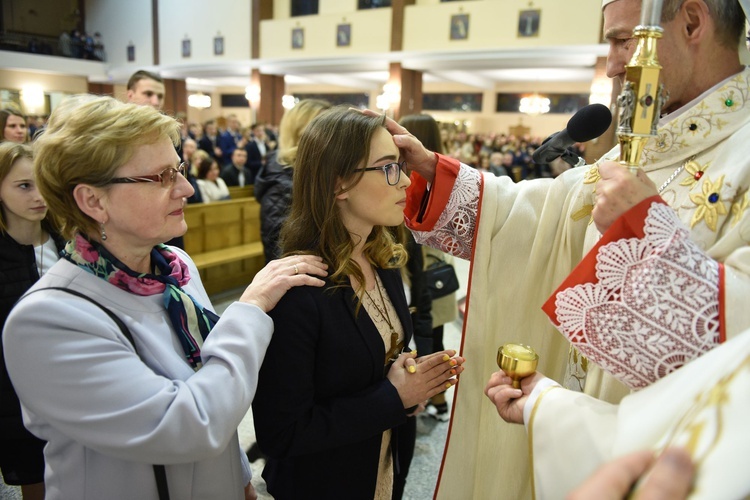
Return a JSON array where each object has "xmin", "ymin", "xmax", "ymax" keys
[{"xmin": 680, "ymin": 0, "xmax": 709, "ymax": 41}]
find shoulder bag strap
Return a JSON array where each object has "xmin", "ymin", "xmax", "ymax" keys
[{"xmin": 19, "ymin": 287, "xmax": 170, "ymax": 500}]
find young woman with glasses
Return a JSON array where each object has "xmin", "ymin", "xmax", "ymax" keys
[{"xmin": 252, "ymin": 106, "xmax": 464, "ymax": 499}]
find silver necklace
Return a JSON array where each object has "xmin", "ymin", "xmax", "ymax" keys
[{"xmin": 657, "ymin": 156, "xmax": 694, "ymax": 193}]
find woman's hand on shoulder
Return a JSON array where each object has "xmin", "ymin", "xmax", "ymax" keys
[
  {"xmin": 387, "ymin": 350, "xmax": 464, "ymax": 409},
  {"xmin": 239, "ymin": 255, "xmax": 327, "ymax": 312}
]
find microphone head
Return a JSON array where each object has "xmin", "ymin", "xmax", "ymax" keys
[{"xmin": 566, "ymin": 103, "xmax": 612, "ymax": 143}]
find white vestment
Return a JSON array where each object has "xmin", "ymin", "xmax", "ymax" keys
[
  {"xmin": 407, "ymin": 68, "xmax": 750, "ymax": 499},
  {"xmin": 528, "ymin": 328, "xmax": 750, "ymax": 499}
]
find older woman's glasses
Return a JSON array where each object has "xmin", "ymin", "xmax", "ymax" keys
[
  {"xmin": 109, "ymin": 162, "xmax": 187, "ymax": 188},
  {"xmin": 355, "ymin": 161, "xmax": 407, "ymax": 186}
]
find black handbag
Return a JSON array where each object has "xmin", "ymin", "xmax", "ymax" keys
[{"xmin": 424, "ymin": 254, "xmax": 459, "ymax": 299}]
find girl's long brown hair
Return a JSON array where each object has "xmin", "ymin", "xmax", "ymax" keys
[{"xmin": 280, "ymin": 106, "xmax": 407, "ymax": 297}]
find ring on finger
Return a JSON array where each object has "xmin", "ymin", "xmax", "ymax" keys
[{"xmin": 293, "ymin": 264, "xmax": 299, "ymax": 275}]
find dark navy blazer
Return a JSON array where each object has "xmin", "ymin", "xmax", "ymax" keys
[{"xmin": 252, "ymin": 267, "xmax": 413, "ymax": 500}]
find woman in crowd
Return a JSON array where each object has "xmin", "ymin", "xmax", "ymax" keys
[
  {"xmin": 2, "ymin": 94, "xmax": 327, "ymax": 500},
  {"xmin": 391, "ymin": 224, "xmax": 433, "ymax": 500},
  {"xmin": 0, "ymin": 109, "xmax": 28, "ymax": 144},
  {"xmin": 254, "ymin": 98, "xmax": 331, "ymax": 263},
  {"xmin": 398, "ymin": 113, "xmax": 459, "ymax": 422},
  {"xmin": 252, "ymin": 107, "xmax": 463, "ymax": 499},
  {"xmin": 0, "ymin": 142, "xmax": 64, "ymax": 499},
  {"xmin": 195, "ymin": 156, "xmax": 230, "ymax": 202}
]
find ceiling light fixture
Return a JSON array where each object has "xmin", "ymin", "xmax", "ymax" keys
[
  {"xmin": 188, "ymin": 93, "xmax": 211, "ymax": 109},
  {"xmin": 282, "ymin": 94, "xmax": 298, "ymax": 110},
  {"xmin": 519, "ymin": 93, "xmax": 550, "ymax": 115}
]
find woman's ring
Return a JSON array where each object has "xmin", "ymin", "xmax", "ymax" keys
[{"xmin": 293, "ymin": 264, "xmax": 299, "ymax": 275}]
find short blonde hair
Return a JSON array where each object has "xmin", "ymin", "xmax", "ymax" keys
[
  {"xmin": 277, "ymin": 99, "xmax": 331, "ymax": 166},
  {"xmin": 0, "ymin": 142, "xmax": 33, "ymax": 232},
  {"xmin": 34, "ymin": 94, "xmax": 180, "ymax": 239}
]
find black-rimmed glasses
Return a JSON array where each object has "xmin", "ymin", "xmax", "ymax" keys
[
  {"xmin": 109, "ymin": 162, "xmax": 186, "ymax": 188},
  {"xmin": 355, "ymin": 161, "xmax": 407, "ymax": 186}
]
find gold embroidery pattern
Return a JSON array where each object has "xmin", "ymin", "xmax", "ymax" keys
[
  {"xmin": 642, "ymin": 72, "xmax": 749, "ymax": 163},
  {"xmin": 562, "ymin": 344, "xmax": 588, "ymax": 392},
  {"xmin": 689, "ymin": 174, "xmax": 728, "ymax": 232},
  {"xmin": 730, "ymin": 189, "xmax": 749, "ymax": 228},
  {"xmin": 656, "ymin": 355, "xmax": 749, "ymax": 469},
  {"xmin": 679, "ymin": 159, "xmax": 710, "ymax": 189},
  {"xmin": 583, "ymin": 163, "xmax": 600, "ymax": 185},
  {"xmin": 573, "ymin": 162, "xmax": 606, "ymax": 223}
]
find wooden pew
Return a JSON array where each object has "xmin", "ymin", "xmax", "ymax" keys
[
  {"xmin": 227, "ymin": 185, "xmax": 254, "ymax": 199},
  {"xmin": 183, "ymin": 197, "xmax": 265, "ymax": 295}
]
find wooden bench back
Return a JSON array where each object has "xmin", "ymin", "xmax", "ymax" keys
[
  {"xmin": 184, "ymin": 197, "xmax": 260, "ymax": 255},
  {"xmin": 183, "ymin": 197, "xmax": 264, "ymax": 295},
  {"xmin": 227, "ymin": 185, "xmax": 254, "ymax": 199}
]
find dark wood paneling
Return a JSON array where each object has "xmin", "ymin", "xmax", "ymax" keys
[
  {"xmin": 389, "ymin": 63, "xmax": 422, "ymax": 121},
  {"xmin": 87, "ymin": 82, "xmax": 114, "ymax": 96},
  {"xmin": 162, "ymin": 78, "xmax": 187, "ymax": 116},
  {"xmin": 152, "ymin": 0, "xmax": 159, "ymax": 65}
]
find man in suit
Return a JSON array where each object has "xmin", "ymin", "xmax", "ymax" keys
[
  {"xmin": 220, "ymin": 149, "xmax": 252, "ymax": 187},
  {"xmin": 217, "ymin": 114, "xmax": 244, "ymax": 162},
  {"xmin": 181, "ymin": 138, "xmax": 203, "ymax": 204},
  {"xmin": 198, "ymin": 119, "xmax": 222, "ymax": 160},
  {"xmin": 244, "ymin": 122, "xmax": 268, "ymax": 184}
]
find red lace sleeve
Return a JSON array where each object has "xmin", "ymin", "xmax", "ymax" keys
[
  {"xmin": 404, "ymin": 153, "xmax": 461, "ymax": 230},
  {"xmin": 543, "ymin": 197, "xmax": 723, "ymax": 389}
]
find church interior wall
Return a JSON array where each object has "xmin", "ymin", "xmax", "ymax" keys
[{"xmin": 2, "ymin": 0, "xmax": 613, "ymax": 136}]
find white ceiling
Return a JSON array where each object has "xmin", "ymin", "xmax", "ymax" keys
[{"xmin": 163, "ymin": 44, "xmax": 609, "ymax": 93}]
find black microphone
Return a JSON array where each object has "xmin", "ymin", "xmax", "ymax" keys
[{"xmin": 532, "ymin": 103, "xmax": 612, "ymax": 167}]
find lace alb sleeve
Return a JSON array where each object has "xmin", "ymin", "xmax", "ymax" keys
[
  {"xmin": 411, "ymin": 165, "xmax": 482, "ymax": 260},
  {"xmin": 552, "ymin": 202, "xmax": 721, "ymax": 390}
]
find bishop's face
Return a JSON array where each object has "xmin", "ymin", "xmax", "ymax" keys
[{"xmin": 603, "ymin": 0, "xmax": 691, "ymax": 114}]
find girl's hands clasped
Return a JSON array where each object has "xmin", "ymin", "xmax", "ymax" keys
[
  {"xmin": 239, "ymin": 255, "xmax": 328, "ymax": 312},
  {"xmin": 388, "ymin": 350, "xmax": 465, "ymax": 410}
]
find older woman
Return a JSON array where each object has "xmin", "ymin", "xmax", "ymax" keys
[
  {"xmin": 0, "ymin": 109, "xmax": 28, "ymax": 144},
  {"xmin": 0, "ymin": 142, "xmax": 63, "ymax": 500},
  {"xmin": 2, "ymin": 95, "xmax": 327, "ymax": 500},
  {"xmin": 252, "ymin": 107, "xmax": 464, "ymax": 499}
]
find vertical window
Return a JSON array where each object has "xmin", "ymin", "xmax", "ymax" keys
[
  {"xmin": 292, "ymin": 0, "xmax": 318, "ymax": 17},
  {"xmin": 358, "ymin": 0, "xmax": 392, "ymax": 9}
]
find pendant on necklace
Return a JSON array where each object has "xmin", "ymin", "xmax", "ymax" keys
[{"xmin": 385, "ymin": 330, "xmax": 404, "ymax": 365}]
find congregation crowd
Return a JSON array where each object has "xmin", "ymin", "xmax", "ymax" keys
[
  {"xmin": 2, "ymin": 0, "xmax": 750, "ymax": 498},
  {"xmin": 0, "ymin": 30, "xmax": 105, "ymax": 62}
]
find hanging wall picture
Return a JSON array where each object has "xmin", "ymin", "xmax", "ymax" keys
[
  {"xmin": 450, "ymin": 14, "xmax": 469, "ymax": 40},
  {"xmin": 337, "ymin": 23, "xmax": 351, "ymax": 47},
  {"xmin": 292, "ymin": 28, "xmax": 304, "ymax": 49},
  {"xmin": 518, "ymin": 9, "xmax": 541, "ymax": 38}
]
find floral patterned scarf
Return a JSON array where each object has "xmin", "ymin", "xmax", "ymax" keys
[{"xmin": 62, "ymin": 233, "xmax": 219, "ymax": 370}]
